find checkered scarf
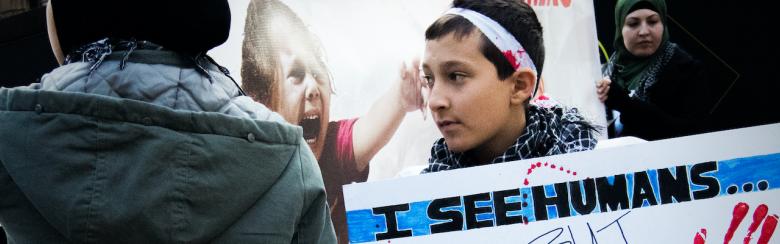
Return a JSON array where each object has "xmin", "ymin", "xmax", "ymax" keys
[{"xmin": 422, "ymin": 104, "xmax": 597, "ymax": 173}]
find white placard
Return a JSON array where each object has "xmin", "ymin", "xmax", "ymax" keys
[{"xmin": 344, "ymin": 123, "xmax": 780, "ymax": 243}]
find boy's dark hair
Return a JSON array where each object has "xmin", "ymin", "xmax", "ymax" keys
[{"xmin": 425, "ymin": 0, "xmax": 544, "ymax": 81}]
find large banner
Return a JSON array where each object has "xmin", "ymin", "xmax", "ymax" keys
[
  {"xmin": 211, "ymin": 0, "xmax": 603, "ymax": 242},
  {"xmin": 343, "ymin": 123, "xmax": 780, "ymax": 243},
  {"xmin": 213, "ymin": 0, "xmax": 604, "ymax": 181}
]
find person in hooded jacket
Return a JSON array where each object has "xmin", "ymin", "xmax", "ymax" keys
[{"xmin": 0, "ymin": 0, "xmax": 336, "ymax": 243}]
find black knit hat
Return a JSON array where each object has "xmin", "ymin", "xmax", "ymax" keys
[{"xmin": 49, "ymin": 0, "xmax": 230, "ymax": 55}]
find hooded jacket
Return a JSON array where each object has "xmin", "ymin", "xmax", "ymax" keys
[{"xmin": 0, "ymin": 50, "xmax": 336, "ymax": 243}]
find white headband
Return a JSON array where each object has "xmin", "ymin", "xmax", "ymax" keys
[{"xmin": 444, "ymin": 7, "xmax": 538, "ymax": 76}]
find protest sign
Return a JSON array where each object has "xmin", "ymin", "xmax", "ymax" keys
[{"xmin": 344, "ymin": 123, "xmax": 780, "ymax": 243}]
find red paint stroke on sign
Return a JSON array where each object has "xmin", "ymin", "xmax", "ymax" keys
[
  {"xmin": 758, "ymin": 214, "xmax": 778, "ymax": 244},
  {"xmin": 725, "ymin": 202, "xmax": 750, "ymax": 243},
  {"xmin": 695, "ymin": 202, "xmax": 778, "ymax": 244},
  {"xmin": 524, "ymin": 161, "xmax": 578, "ymax": 186},
  {"xmin": 693, "ymin": 228, "xmax": 706, "ymax": 244},
  {"xmin": 744, "ymin": 204, "xmax": 769, "ymax": 243}
]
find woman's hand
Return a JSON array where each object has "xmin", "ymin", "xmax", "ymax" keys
[{"xmin": 596, "ymin": 77, "xmax": 611, "ymax": 103}]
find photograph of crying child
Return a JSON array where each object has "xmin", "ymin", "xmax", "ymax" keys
[{"xmin": 240, "ymin": 0, "xmax": 425, "ymax": 242}]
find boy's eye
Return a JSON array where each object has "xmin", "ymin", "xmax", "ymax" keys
[
  {"xmin": 422, "ymin": 74, "xmax": 434, "ymax": 88},
  {"xmin": 447, "ymin": 72, "xmax": 466, "ymax": 83}
]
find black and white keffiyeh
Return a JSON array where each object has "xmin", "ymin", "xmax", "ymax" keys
[
  {"xmin": 606, "ymin": 42, "xmax": 678, "ymax": 102},
  {"xmin": 422, "ymin": 104, "xmax": 597, "ymax": 173}
]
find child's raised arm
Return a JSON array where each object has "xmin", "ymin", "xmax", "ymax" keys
[{"xmin": 351, "ymin": 59, "xmax": 425, "ymax": 168}]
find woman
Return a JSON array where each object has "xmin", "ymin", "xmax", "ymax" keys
[{"xmin": 596, "ymin": 0, "xmax": 711, "ymax": 140}]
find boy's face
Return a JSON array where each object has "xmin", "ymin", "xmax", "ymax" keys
[
  {"xmin": 422, "ymin": 30, "xmax": 524, "ymax": 155},
  {"xmin": 275, "ymin": 46, "xmax": 331, "ymax": 160}
]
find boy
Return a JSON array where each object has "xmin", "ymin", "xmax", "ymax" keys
[
  {"xmin": 421, "ymin": 0, "xmax": 597, "ymax": 173},
  {"xmin": 0, "ymin": 0, "xmax": 335, "ymax": 242}
]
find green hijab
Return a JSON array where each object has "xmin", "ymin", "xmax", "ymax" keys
[{"xmin": 611, "ymin": 0, "xmax": 670, "ymax": 90}]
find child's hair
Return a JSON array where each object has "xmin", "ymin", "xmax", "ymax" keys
[
  {"xmin": 241, "ymin": 0, "xmax": 332, "ymax": 107},
  {"xmin": 425, "ymin": 0, "xmax": 545, "ymax": 81}
]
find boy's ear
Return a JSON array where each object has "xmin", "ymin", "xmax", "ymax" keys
[{"xmin": 509, "ymin": 67, "xmax": 537, "ymax": 105}]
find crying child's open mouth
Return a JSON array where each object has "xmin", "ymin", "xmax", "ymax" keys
[{"xmin": 300, "ymin": 114, "xmax": 321, "ymax": 144}]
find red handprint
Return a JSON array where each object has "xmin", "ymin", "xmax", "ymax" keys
[{"xmin": 694, "ymin": 202, "xmax": 778, "ymax": 244}]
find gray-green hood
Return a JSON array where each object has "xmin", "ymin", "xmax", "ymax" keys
[{"xmin": 0, "ymin": 51, "xmax": 335, "ymax": 243}]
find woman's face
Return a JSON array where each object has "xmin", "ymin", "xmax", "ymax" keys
[
  {"xmin": 274, "ymin": 47, "xmax": 331, "ymax": 160},
  {"xmin": 622, "ymin": 9, "xmax": 664, "ymax": 58}
]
